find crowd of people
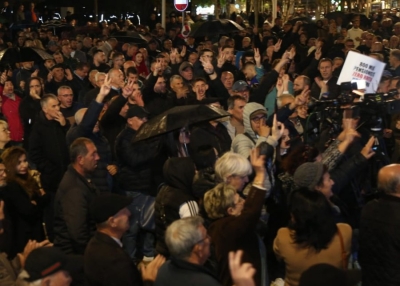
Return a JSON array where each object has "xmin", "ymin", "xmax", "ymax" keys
[{"xmin": 0, "ymin": 5, "xmax": 399, "ymax": 286}]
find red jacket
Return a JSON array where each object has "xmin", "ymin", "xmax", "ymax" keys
[{"xmin": 0, "ymin": 85, "xmax": 24, "ymax": 142}]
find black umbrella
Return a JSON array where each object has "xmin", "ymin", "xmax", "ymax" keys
[
  {"xmin": 133, "ymin": 105, "xmax": 230, "ymax": 142},
  {"xmin": 190, "ymin": 19, "xmax": 244, "ymax": 38},
  {"xmin": 41, "ymin": 20, "xmax": 69, "ymax": 29},
  {"xmin": 0, "ymin": 47, "xmax": 53, "ymax": 66}
]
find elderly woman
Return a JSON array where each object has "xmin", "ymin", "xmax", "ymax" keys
[
  {"xmin": 204, "ymin": 149, "xmax": 267, "ymax": 286},
  {"xmin": 273, "ymin": 188, "xmax": 352, "ymax": 286}
]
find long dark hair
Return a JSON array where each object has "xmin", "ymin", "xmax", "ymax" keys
[
  {"xmin": 24, "ymin": 76, "xmax": 44, "ymax": 98},
  {"xmin": 1, "ymin": 147, "xmax": 40, "ymax": 199},
  {"xmin": 282, "ymin": 144, "xmax": 319, "ymax": 175},
  {"xmin": 288, "ymin": 188, "xmax": 337, "ymax": 252}
]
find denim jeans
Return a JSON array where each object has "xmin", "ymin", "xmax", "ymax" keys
[{"xmin": 122, "ymin": 191, "xmax": 155, "ymax": 260}]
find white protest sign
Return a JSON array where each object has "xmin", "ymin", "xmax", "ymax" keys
[{"xmin": 337, "ymin": 51, "xmax": 386, "ymax": 94}]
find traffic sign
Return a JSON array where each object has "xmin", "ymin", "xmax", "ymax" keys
[{"xmin": 174, "ymin": 0, "xmax": 188, "ymax": 12}]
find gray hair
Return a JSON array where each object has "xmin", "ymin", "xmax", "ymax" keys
[
  {"xmin": 95, "ymin": 72, "xmax": 106, "ymax": 82},
  {"xmin": 40, "ymin": 94, "xmax": 58, "ymax": 108},
  {"xmin": 57, "ymin": 85, "xmax": 72, "ymax": 96},
  {"xmin": 170, "ymin": 74, "xmax": 183, "ymax": 84},
  {"xmin": 69, "ymin": 137, "xmax": 93, "ymax": 163},
  {"xmin": 165, "ymin": 216, "xmax": 204, "ymax": 260},
  {"xmin": 215, "ymin": 152, "xmax": 252, "ymax": 183},
  {"xmin": 277, "ymin": 94, "xmax": 294, "ymax": 109},
  {"xmin": 74, "ymin": 108, "xmax": 87, "ymax": 125}
]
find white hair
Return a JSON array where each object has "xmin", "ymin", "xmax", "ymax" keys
[{"xmin": 215, "ymin": 152, "xmax": 252, "ymax": 183}]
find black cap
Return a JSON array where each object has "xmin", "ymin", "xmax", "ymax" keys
[
  {"xmin": 24, "ymin": 247, "xmax": 77, "ymax": 282},
  {"xmin": 89, "ymin": 193, "xmax": 133, "ymax": 224},
  {"xmin": 126, "ymin": 105, "xmax": 150, "ymax": 119}
]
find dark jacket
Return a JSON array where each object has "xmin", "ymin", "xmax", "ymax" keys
[
  {"xmin": 1, "ymin": 181, "xmax": 49, "ymax": 258},
  {"xmin": 84, "ymin": 231, "xmax": 142, "ymax": 286},
  {"xmin": 359, "ymin": 194, "xmax": 400, "ymax": 286},
  {"xmin": 66, "ymin": 100, "xmax": 112, "ymax": 193},
  {"xmin": 142, "ymin": 73, "xmax": 178, "ymax": 116},
  {"xmin": 310, "ymin": 76, "xmax": 341, "ymax": 100},
  {"xmin": 28, "ymin": 111, "xmax": 70, "ymax": 193},
  {"xmin": 54, "ymin": 165, "xmax": 100, "ymax": 255},
  {"xmin": 100, "ymin": 95, "xmax": 127, "ymax": 159},
  {"xmin": 155, "ymin": 158, "xmax": 198, "ymax": 257},
  {"xmin": 190, "ymin": 122, "xmax": 232, "ymax": 156},
  {"xmin": 208, "ymin": 186, "xmax": 266, "ymax": 286},
  {"xmin": 155, "ymin": 258, "xmax": 221, "ymax": 286},
  {"xmin": 18, "ymin": 95, "xmax": 41, "ymax": 150},
  {"xmin": 115, "ymin": 127, "xmax": 166, "ymax": 195}
]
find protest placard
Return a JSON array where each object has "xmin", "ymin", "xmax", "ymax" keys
[{"xmin": 337, "ymin": 51, "xmax": 386, "ymax": 94}]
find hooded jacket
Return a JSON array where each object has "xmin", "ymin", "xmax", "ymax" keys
[
  {"xmin": 231, "ymin": 102, "xmax": 278, "ymax": 158},
  {"xmin": 155, "ymin": 158, "xmax": 199, "ymax": 257}
]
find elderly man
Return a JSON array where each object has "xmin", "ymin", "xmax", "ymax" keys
[
  {"xmin": 155, "ymin": 216, "xmax": 220, "ymax": 286},
  {"xmin": 359, "ymin": 164, "xmax": 400, "ymax": 286},
  {"xmin": 57, "ymin": 85, "xmax": 82, "ymax": 124},
  {"xmin": 53, "ymin": 138, "xmax": 100, "ymax": 255}
]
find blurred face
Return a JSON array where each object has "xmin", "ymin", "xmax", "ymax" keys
[
  {"xmin": 353, "ymin": 18, "xmax": 360, "ymax": 28},
  {"xmin": 112, "ymin": 207, "xmax": 131, "ymax": 232},
  {"xmin": 227, "ymin": 193, "xmax": 245, "ymax": 215},
  {"xmin": 94, "ymin": 51, "xmax": 106, "ymax": 64},
  {"xmin": 16, "ymin": 153, "xmax": 29, "ymax": 175},
  {"xmin": 345, "ymin": 40, "xmax": 355, "ymax": 50},
  {"xmin": 111, "ymin": 70, "xmax": 125, "ymax": 87},
  {"xmin": 163, "ymin": 40, "xmax": 172, "ymax": 51},
  {"xmin": 315, "ymin": 172, "xmax": 334, "ymax": 199},
  {"xmin": 3, "ymin": 81, "xmax": 13, "ymax": 95},
  {"xmin": 0, "ymin": 123, "xmax": 10, "ymax": 144},
  {"xmin": 221, "ymin": 72, "xmax": 234, "ymax": 90},
  {"xmin": 43, "ymin": 98, "xmax": 60, "ymax": 119},
  {"xmin": 200, "ymin": 51, "xmax": 213, "ymax": 63},
  {"xmin": 127, "ymin": 73, "xmax": 139, "ymax": 83},
  {"xmin": 113, "ymin": 56, "xmax": 125, "ymax": 68},
  {"xmin": 228, "ymin": 99, "xmax": 245, "ymax": 122},
  {"xmin": 52, "ymin": 67, "xmax": 65, "ymax": 81},
  {"xmin": 235, "ymin": 89, "xmax": 250, "ymax": 102},
  {"xmin": 29, "ymin": 79, "xmax": 41, "ymax": 96},
  {"xmin": 297, "ymin": 104, "xmax": 308, "ymax": 118},
  {"xmin": 154, "ymin": 76, "xmax": 167, "ymax": 93},
  {"xmin": 171, "ymin": 78, "xmax": 183, "ymax": 91},
  {"xmin": 243, "ymin": 65, "xmax": 256, "ymax": 80},
  {"xmin": 280, "ymin": 128, "xmax": 290, "ymax": 149},
  {"xmin": 62, "ymin": 45, "xmax": 72, "ymax": 55},
  {"xmin": 196, "ymin": 225, "xmax": 211, "ymax": 264},
  {"xmin": 80, "ymin": 142, "xmax": 100, "ymax": 173},
  {"xmin": 135, "ymin": 53, "xmax": 143, "ymax": 64},
  {"xmin": 319, "ymin": 61, "xmax": 333, "ymax": 80},
  {"xmin": 58, "ymin": 88, "xmax": 73, "ymax": 108},
  {"xmin": 75, "ymin": 66, "xmax": 89, "ymax": 78},
  {"xmin": 222, "ymin": 47, "xmax": 234, "ymax": 62},
  {"xmin": 180, "ymin": 67, "xmax": 193, "ymax": 81},
  {"xmin": 96, "ymin": 74, "xmax": 106, "ymax": 87},
  {"xmin": 250, "ymin": 113, "xmax": 267, "ymax": 135},
  {"xmin": 53, "ymin": 53, "xmax": 64, "ymax": 64},
  {"xmin": 193, "ymin": 80, "xmax": 208, "ymax": 100},
  {"xmin": 188, "ymin": 53, "xmax": 198, "ymax": 64},
  {"xmin": 293, "ymin": 77, "xmax": 306, "ymax": 92},
  {"xmin": 44, "ymin": 59, "xmax": 55, "ymax": 69},
  {"xmin": 333, "ymin": 58, "xmax": 343, "ymax": 70}
]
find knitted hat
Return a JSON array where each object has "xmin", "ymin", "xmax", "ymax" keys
[{"xmin": 293, "ymin": 162, "xmax": 324, "ymax": 191}]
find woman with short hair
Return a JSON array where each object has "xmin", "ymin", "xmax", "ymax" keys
[{"xmin": 204, "ymin": 149, "xmax": 268, "ymax": 286}]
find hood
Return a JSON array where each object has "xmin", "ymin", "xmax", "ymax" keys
[
  {"xmin": 243, "ymin": 102, "xmax": 267, "ymax": 141},
  {"xmin": 163, "ymin": 157, "xmax": 195, "ymax": 192}
]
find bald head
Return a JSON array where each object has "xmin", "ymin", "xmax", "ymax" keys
[
  {"xmin": 75, "ymin": 108, "xmax": 88, "ymax": 125},
  {"xmin": 378, "ymin": 164, "xmax": 400, "ymax": 195}
]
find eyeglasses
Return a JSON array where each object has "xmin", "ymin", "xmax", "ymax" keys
[
  {"xmin": 193, "ymin": 234, "xmax": 211, "ymax": 247},
  {"xmin": 250, "ymin": 115, "xmax": 267, "ymax": 123}
]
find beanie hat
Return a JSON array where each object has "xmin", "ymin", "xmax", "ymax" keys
[{"xmin": 293, "ymin": 162, "xmax": 324, "ymax": 191}]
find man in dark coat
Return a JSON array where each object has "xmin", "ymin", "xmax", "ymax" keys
[
  {"xmin": 359, "ymin": 164, "xmax": 400, "ymax": 286},
  {"xmin": 29, "ymin": 94, "xmax": 70, "ymax": 194},
  {"xmin": 155, "ymin": 216, "xmax": 221, "ymax": 286},
  {"xmin": 66, "ymin": 80, "xmax": 116, "ymax": 193},
  {"xmin": 53, "ymin": 138, "xmax": 100, "ymax": 255},
  {"xmin": 85, "ymin": 193, "xmax": 165, "ymax": 286}
]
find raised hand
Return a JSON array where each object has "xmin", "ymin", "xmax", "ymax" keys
[
  {"xmin": 315, "ymin": 47, "xmax": 322, "ymax": 60},
  {"xmin": 271, "ymin": 114, "xmax": 284, "ymax": 141},
  {"xmin": 98, "ymin": 74, "xmax": 112, "ymax": 99},
  {"xmin": 65, "ymin": 68, "xmax": 73, "ymax": 81},
  {"xmin": 289, "ymin": 46, "xmax": 296, "ymax": 60},
  {"xmin": 274, "ymin": 39, "xmax": 282, "ymax": 52},
  {"xmin": 254, "ymin": 48, "xmax": 261, "ymax": 67},
  {"xmin": 361, "ymin": 136, "xmax": 376, "ymax": 159},
  {"xmin": 180, "ymin": 45, "xmax": 187, "ymax": 58},
  {"xmin": 31, "ymin": 69, "xmax": 39, "ymax": 77},
  {"xmin": 122, "ymin": 80, "xmax": 135, "ymax": 98},
  {"xmin": 217, "ymin": 52, "xmax": 226, "ymax": 68},
  {"xmin": 229, "ymin": 250, "xmax": 256, "ymax": 286},
  {"xmin": 202, "ymin": 59, "xmax": 214, "ymax": 75},
  {"xmin": 54, "ymin": 111, "xmax": 66, "ymax": 126},
  {"xmin": 141, "ymin": 255, "xmax": 166, "ymax": 282}
]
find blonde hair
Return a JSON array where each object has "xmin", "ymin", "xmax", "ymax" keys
[{"xmin": 203, "ymin": 183, "xmax": 236, "ymax": 219}]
